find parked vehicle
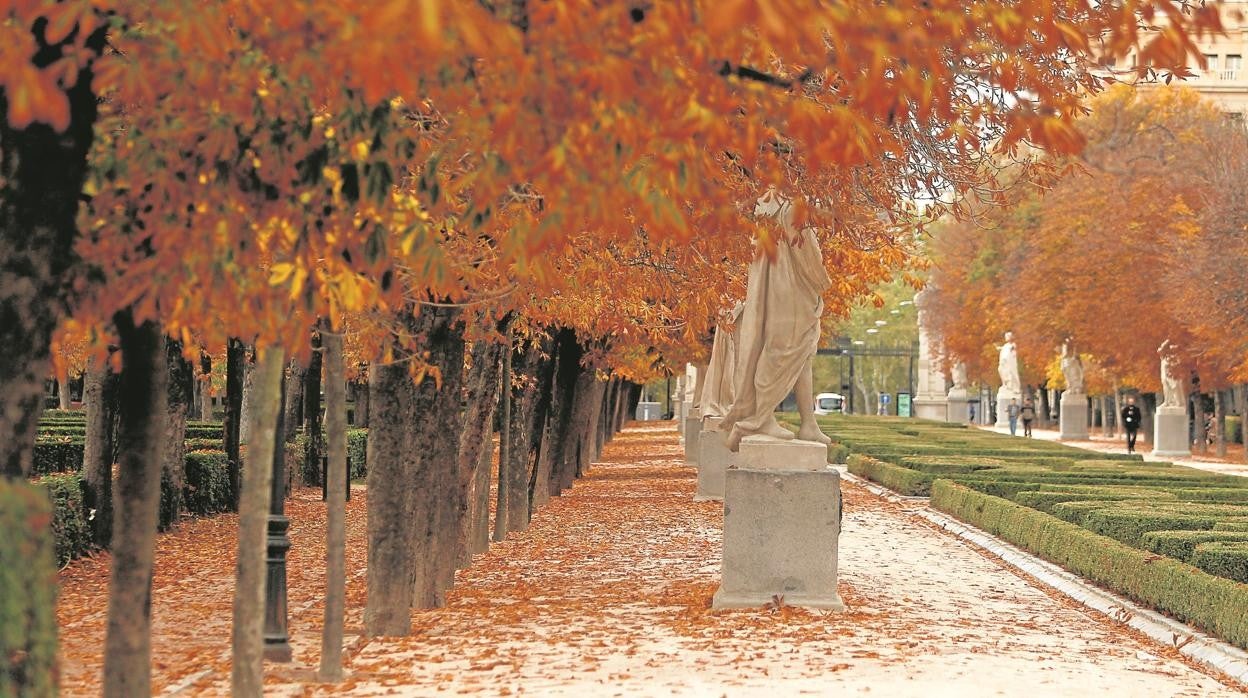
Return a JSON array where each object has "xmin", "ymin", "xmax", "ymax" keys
[{"xmin": 814, "ymin": 392, "xmax": 845, "ymax": 415}]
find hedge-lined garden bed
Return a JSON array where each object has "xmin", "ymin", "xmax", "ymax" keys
[{"xmin": 817, "ymin": 414, "xmax": 1248, "ymax": 650}]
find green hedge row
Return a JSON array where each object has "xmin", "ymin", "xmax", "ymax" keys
[
  {"xmin": 846, "ymin": 454, "xmax": 932, "ymax": 496},
  {"xmin": 0, "ymin": 479, "xmax": 58, "ymax": 697},
  {"xmin": 348, "ymin": 428, "xmax": 368, "ymax": 479},
  {"xmin": 38, "ymin": 450, "xmax": 233, "ymax": 566},
  {"xmin": 931, "ymin": 480, "xmax": 1248, "ymax": 649}
]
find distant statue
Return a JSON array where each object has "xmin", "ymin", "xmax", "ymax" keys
[
  {"xmin": 1158, "ymin": 340, "xmax": 1183, "ymax": 408},
  {"xmin": 700, "ymin": 302, "xmax": 743, "ymax": 419},
  {"xmin": 1059, "ymin": 338, "xmax": 1084, "ymax": 394},
  {"xmin": 722, "ymin": 191, "xmax": 832, "ymax": 451},
  {"xmin": 997, "ymin": 331, "xmax": 1021, "ymax": 395},
  {"xmin": 950, "ymin": 362, "xmax": 969, "ymax": 391}
]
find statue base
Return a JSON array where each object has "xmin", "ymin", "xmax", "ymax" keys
[
  {"xmin": 1059, "ymin": 392, "xmax": 1089, "ymax": 440},
  {"xmin": 683, "ymin": 413, "xmax": 701, "ymax": 464},
  {"xmin": 738, "ymin": 435, "xmax": 829, "ymax": 471},
  {"xmin": 712, "ymin": 455, "xmax": 844, "ymax": 611},
  {"xmin": 995, "ymin": 387, "xmax": 1020, "ymax": 429},
  {"xmin": 912, "ymin": 397, "xmax": 948, "ymax": 421},
  {"xmin": 1153, "ymin": 406, "xmax": 1191, "ymax": 459},
  {"xmin": 695, "ymin": 418, "xmax": 734, "ymax": 501},
  {"xmin": 945, "ymin": 388, "xmax": 970, "ymax": 423}
]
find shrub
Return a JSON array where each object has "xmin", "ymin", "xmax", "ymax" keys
[
  {"xmin": 0, "ymin": 480, "xmax": 59, "ymax": 697},
  {"xmin": 36, "ymin": 473, "xmax": 92, "ymax": 566},
  {"xmin": 1215, "ymin": 521, "xmax": 1248, "ymax": 532},
  {"xmin": 347, "ymin": 428, "xmax": 368, "ymax": 479},
  {"xmin": 1227, "ymin": 416, "xmax": 1242, "ymax": 445},
  {"xmin": 846, "ymin": 454, "xmax": 933, "ymax": 496},
  {"xmin": 32, "ymin": 439, "xmax": 85, "ymax": 475},
  {"xmin": 184, "ymin": 437, "xmax": 224, "ymax": 452},
  {"xmin": 183, "ymin": 451, "xmax": 232, "ymax": 516},
  {"xmin": 1013, "ymin": 489, "xmax": 1174, "ymax": 514},
  {"xmin": 1192, "ymin": 541, "xmax": 1248, "ymax": 583},
  {"xmin": 932, "ymin": 480, "xmax": 1248, "ymax": 649},
  {"xmin": 1140, "ymin": 530, "xmax": 1248, "ymax": 562}
]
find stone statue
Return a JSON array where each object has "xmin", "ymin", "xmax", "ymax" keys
[
  {"xmin": 1159, "ymin": 340, "xmax": 1183, "ymax": 408},
  {"xmin": 700, "ymin": 302, "xmax": 743, "ymax": 419},
  {"xmin": 722, "ymin": 191, "xmax": 832, "ymax": 451},
  {"xmin": 997, "ymin": 331, "xmax": 1021, "ymax": 395},
  {"xmin": 1059, "ymin": 338, "xmax": 1084, "ymax": 394},
  {"xmin": 951, "ymin": 362, "xmax": 968, "ymax": 391}
]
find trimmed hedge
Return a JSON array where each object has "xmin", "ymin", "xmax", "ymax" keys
[
  {"xmin": 932, "ymin": 480, "xmax": 1248, "ymax": 650},
  {"xmin": 0, "ymin": 479, "xmax": 59, "ymax": 697},
  {"xmin": 183, "ymin": 451, "xmax": 232, "ymax": 517},
  {"xmin": 347, "ymin": 428, "xmax": 368, "ymax": 479},
  {"xmin": 847, "ymin": 454, "xmax": 932, "ymax": 496},
  {"xmin": 33, "ymin": 439, "xmax": 85, "ymax": 475},
  {"xmin": 1140, "ymin": 530, "xmax": 1248, "ymax": 562},
  {"xmin": 39, "ymin": 474, "xmax": 92, "ymax": 566},
  {"xmin": 1192, "ymin": 541, "xmax": 1248, "ymax": 583},
  {"xmin": 1215, "ymin": 521, "xmax": 1248, "ymax": 532}
]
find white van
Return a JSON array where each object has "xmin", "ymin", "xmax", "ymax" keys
[{"xmin": 814, "ymin": 392, "xmax": 845, "ymax": 415}]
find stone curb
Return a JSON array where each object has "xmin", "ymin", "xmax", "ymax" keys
[{"xmin": 840, "ymin": 469, "xmax": 1248, "ymax": 686}]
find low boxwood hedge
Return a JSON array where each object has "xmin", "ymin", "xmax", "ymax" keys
[
  {"xmin": 347, "ymin": 428, "xmax": 368, "ymax": 478},
  {"xmin": 846, "ymin": 454, "xmax": 933, "ymax": 496},
  {"xmin": 32, "ymin": 439, "xmax": 85, "ymax": 475},
  {"xmin": 932, "ymin": 480, "xmax": 1248, "ymax": 650},
  {"xmin": 1215, "ymin": 521, "xmax": 1248, "ymax": 532},
  {"xmin": 1140, "ymin": 530, "xmax": 1248, "ymax": 562},
  {"xmin": 0, "ymin": 479, "xmax": 58, "ymax": 697},
  {"xmin": 1192, "ymin": 541, "xmax": 1248, "ymax": 583},
  {"xmin": 36, "ymin": 473, "xmax": 92, "ymax": 566}
]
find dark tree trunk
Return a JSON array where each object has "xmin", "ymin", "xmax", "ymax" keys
[
  {"xmin": 304, "ymin": 329, "xmax": 323, "ymax": 485},
  {"xmin": 493, "ymin": 338, "xmax": 512, "ymax": 543},
  {"xmin": 364, "ymin": 359, "xmax": 415, "ymax": 636},
  {"xmin": 161, "ymin": 339, "xmax": 194, "ymax": 529},
  {"xmin": 536, "ymin": 329, "xmax": 582, "ymax": 504},
  {"xmin": 83, "ymin": 354, "xmax": 119, "ymax": 548},
  {"xmin": 505, "ymin": 341, "xmax": 548, "ymax": 532},
  {"xmin": 103, "ymin": 312, "xmax": 170, "ymax": 696},
  {"xmin": 0, "ymin": 45, "xmax": 101, "ymax": 478},
  {"xmin": 198, "ymin": 352, "xmax": 213, "ymax": 421},
  {"xmin": 524, "ymin": 338, "xmax": 557, "ymax": 521},
  {"xmin": 353, "ymin": 379, "xmax": 370, "ymax": 427},
  {"xmin": 461, "ymin": 334, "xmax": 505, "ymax": 557},
  {"xmin": 405, "ymin": 306, "xmax": 467, "ymax": 609},
  {"xmin": 282, "ymin": 359, "xmax": 305, "ymax": 444},
  {"xmin": 1215, "ymin": 389, "xmax": 1227, "ymax": 457},
  {"xmin": 625, "ymin": 383, "xmax": 642, "ymax": 429},
  {"xmin": 225, "ymin": 339, "xmax": 246, "ymax": 509}
]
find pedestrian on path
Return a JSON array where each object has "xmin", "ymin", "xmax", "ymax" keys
[
  {"xmin": 1020, "ymin": 399, "xmax": 1036, "ymax": 437},
  {"xmin": 1121, "ymin": 396, "xmax": 1142, "ymax": 453},
  {"xmin": 1007, "ymin": 398, "xmax": 1020, "ymax": 436}
]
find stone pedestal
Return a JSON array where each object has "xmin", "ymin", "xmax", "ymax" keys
[
  {"xmin": 1153, "ymin": 406, "xmax": 1191, "ymax": 459},
  {"xmin": 696, "ymin": 418, "xmax": 734, "ymax": 501},
  {"xmin": 738, "ymin": 435, "xmax": 829, "ymax": 471},
  {"xmin": 1059, "ymin": 392, "xmax": 1089, "ymax": 440},
  {"xmin": 913, "ymin": 398, "xmax": 948, "ymax": 421},
  {"xmin": 712, "ymin": 456, "xmax": 844, "ymax": 611},
  {"xmin": 946, "ymin": 388, "xmax": 970, "ymax": 423},
  {"xmin": 683, "ymin": 413, "xmax": 701, "ymax": 464},
  {"xmin": 995, "ymin": 387, "xmax": 1020, "ymax": 429}
]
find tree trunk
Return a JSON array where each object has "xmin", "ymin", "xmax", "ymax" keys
[
  {"xmin": 353, "ymin": 379, "xmax": 370, "ymax": 427},
  {"xmin": 536, "ymin": 330, "xmax": 582, "ymax": 503},
  {"xmin": 573, "ymin": 375, "xmax": 607, "ymax": 479},
  {"xmin": 57, "ymin": 368, "xmax": 72, "ymax": 409},
  {"xmin": 525, "ymin": 339, "xmax": 557, "ymax": 520},
  {"xmin": 304, "ymin": 329, "xmax": 323, "ymax": 485},
  {"xmin": 1193, "ymin": 389, "xmax": 1208, "ymax": 455},
  {"xmin": 161, "ymin": 340, "xmax": 193, "ymax": 529},
  {"xmin": 1113, "ymin": 388, "xmax": 1124, "ymax": 442},
  {"xmin": 319, "ymin": 325, "xmax": 347, "ymax": 682},
  {"xmin": 460, "ymin": 335, "xmax": 505, "ymax": 554},
  {"xmin": 505, "ymin": 343, "xmax": 546, "ymax": 533},
  {"xmin": 239, "ymin": 352, "xmax": 255, "ymax": 445},
  {"xmin": 494, "ymin": 340, "xmax": 512, "ymax": 543},
  {"xmin": 83, "ymin": 355, "xmax": 118, "ymax": 548},
  {"xmin": 282, "ymin": 359, "xmax": 306, "ymax": 444},
  {"xmin": 364, "ymin": 359, "xmax": 414, "ymax": 636},
  {"xmin": 199, "ymin": 352, "xmax": 214, "ymax": 421},
  {"xmin": 103, "ymin": 313, "xmax": 170, "ymax": 697},
  {"xmin": 225, "ymin": 339, "xmax": 246, "ymax": 509},
  {"xmin": 230, "ymin": 346, "xmax": 284, "ymax": 696},
  {"xmin": 1215, "ymin": 389, "xmax": 1227, "ymax": 457},
  {"xmin": 470, "ymin": 439, "xmax": 494, "ymax": 556},
  {"xmin": 406, "ymin": 306, "xmax": 467, "ymax": 609}
]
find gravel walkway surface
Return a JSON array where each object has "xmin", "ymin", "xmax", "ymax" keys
[{"xmin": 56, "ymin": 423, "xmax": 1246, "ymax": 696}]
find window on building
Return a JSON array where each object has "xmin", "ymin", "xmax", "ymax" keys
[
  {"xmin": 1204, "ymin": 54, "xmax": 1219, "ymax": 74},
  {"xmin": 1224, "ymin": 55, "xmax": 1242, "ymax": 80}
]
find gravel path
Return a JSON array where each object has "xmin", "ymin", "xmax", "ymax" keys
[{"xmin": 57, "ymin": 422, "xmax": 1246, "ymax": 696}]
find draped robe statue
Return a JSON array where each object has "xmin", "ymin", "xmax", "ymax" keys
[
  {"xmin": 700, "ymin": 302, "xmax": 743, "ymax": 419},
  {"xmin": 722, "ymin": 192, "xmax": 832, "ymax": 451},
  {"xmin": 1159, "ymin": 340, "xmax": 1183, "ymax": 408},
  {"xmin": 997, "ymin": 332, "xmax": 1021, "ymax": 395},
  {"xmin": 1060, "ymin": 338, "xmax": 1084, "ymax": 394}
]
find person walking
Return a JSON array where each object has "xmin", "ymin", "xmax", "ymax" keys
[
  {"xmin": 1121, "ymin": 396, "xmax": 1142, "ymax": 453},
  {"xmin": 1020, "ymin": 399, "xmax": 1036, "ymax": 437},
  {"xmin": 1007, "ymin": 398, "xmax": 1020, "ymax": 436}
]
